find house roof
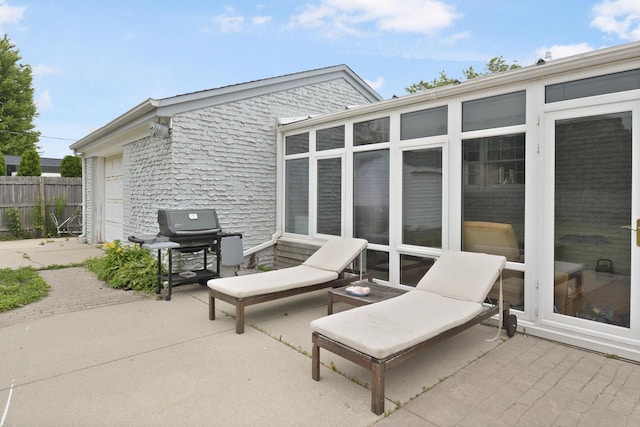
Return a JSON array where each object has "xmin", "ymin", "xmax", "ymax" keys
[
  {"xmin": 3, "ymin": 154, "xmax": 62, "ymax": 175},
  {"xmin": 70, "ymin": 65, "xmax": 382, "ymax": 157},
  {"xmin": 281, "ymin": 41, "xmax": 640, "ymax": 132}
]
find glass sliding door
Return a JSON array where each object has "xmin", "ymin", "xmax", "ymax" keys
[{"xmin": 553, "ymin": 111, "xmax": 633, "ymax": 327}]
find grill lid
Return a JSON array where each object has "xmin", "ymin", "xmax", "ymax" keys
[{"xmin": 157, "ymin": 209, "xmax": 221, "ymax": 238}]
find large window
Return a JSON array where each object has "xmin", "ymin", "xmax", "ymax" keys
[
  {"xmin": 462, "ymin": 134, "xmax": 525, "ymax": 258},
  {"xmin": 402, "ymin": 147, "xmax": 442, "ymax": 248},
  {"xmin": 462, "ymin": 133, "xmax": 525, "ymax": 310},
  {"xmin": 284, "ymin": 132, "xmax": 309, "ymax": 234}
]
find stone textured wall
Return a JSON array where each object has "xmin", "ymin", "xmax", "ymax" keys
[
  {"xmin": 123, "ymin": 136, "xmax": 174, "ymax": 239},
  {"xmin": 121, "ymin": 77, "xmax": 372, "ymax": 266}
]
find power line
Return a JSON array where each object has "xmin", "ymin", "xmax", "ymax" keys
[{"xmin": 0, "ymin": 129, "xmax": 77, "ymax": 142}]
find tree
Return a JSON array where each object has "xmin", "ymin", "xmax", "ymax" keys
[
  {"xmin": 60, "ymin": 155, "xmax": 82, "ymax": 177},
  {"xmin": 17, "ymin": 149, "xmax": 41, "ymax": 176},
  {"xmin": 406, "ymin": 56, "xmax": 521, "ymax": 93},
  {"xmin": 0, "ymin": 150, "xmax": 5, "ymax": 176},
  {"xmin": 0, "ymin": 34, "xmax": 39, "ymax": 155}
]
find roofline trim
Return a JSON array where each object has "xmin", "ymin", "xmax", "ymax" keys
[
  {"xmin": 71, "ymin": 65, "xmax": 381, "ymax": 153},
  {"xmin": 280, "ymin": 41, "xmax": 640, "ymax": 132}
]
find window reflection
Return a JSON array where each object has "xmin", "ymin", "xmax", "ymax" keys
[
  {"xmin": 400, "ymin": 255, "xmax": 435, "ymax": 287},
  {"xmin": 402, "ymin": 148, "xmax": 442, "ymax": 247},
  {"xmin": 286, "ymin": 132, "xmax": 309, "ymax": 155},
  {"xmin": 554, "ymin": 112, "xmax": 631, "ymax": 327},
  {"xmin": 284, "ymin": 159, "xmax": 308, "ymax": 234},
  {"xmin": 462, "ymin": 91, "xmax": 525, "ymax": 132},
  {"xmin": 401, "ymin": 106, "xmax": 447, "ymax": 140},
  {"xmin": 354, "ymin": 117, "xmax": 390, "ymax": 146},
  {"xmin": 317, "ymin": 158, "xmax": 341, "ymax": 235},
  {"xmin": 317, "ymin": 125, "xmax": 345, "ymax": 151},
  {"xmin": 354, "ymin": 150, "xmax": 389, "ymax": 245}
]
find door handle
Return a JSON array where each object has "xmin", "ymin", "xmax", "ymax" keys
[{"xmin": 620, "ymin": 218, "xmax": 640, "ymax": 246}]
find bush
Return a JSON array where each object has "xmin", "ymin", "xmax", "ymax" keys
[
  {"xmin": 5, "ymin": 206, "xmax": 22, "ymax": 237},
  {"xmin": 17, "ymin": 149, "xmax": 41, "ymax": 176},
  {"xmin": 60, "ymin": 155, "xmax": 82, "ymax": 177},
  {"xmin": 31, "ymin": 198, "xmax": 45, "ymax": 237},
  {"xmin": 84, "ymin": 240, "xmax": 160, "ymax": 292},
  {"xmin": 0, "ymin": 151, "xmax": 5, "ymax": 176}
]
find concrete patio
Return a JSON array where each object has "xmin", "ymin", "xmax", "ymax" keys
[{"xmin": 1, "ymin": 239, "xmax": 640, "ymax": 425}]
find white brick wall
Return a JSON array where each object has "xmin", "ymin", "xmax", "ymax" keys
[
  {"xmin": 116, "ymin": 77, "xmax": 371, "ymax": 266},
  {"xmin": 83, "ymin": 157, "xmax": 95, "ymax": 244}
]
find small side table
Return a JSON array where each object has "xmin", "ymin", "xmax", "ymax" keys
[{"xmin": 327, "ymin": 281, "xmax": 408, "ymax": 314}]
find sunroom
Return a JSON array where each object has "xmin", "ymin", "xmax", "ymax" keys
[{"xmin": 277, "ymin": 41, "xmax": 640, "ymax": 361}]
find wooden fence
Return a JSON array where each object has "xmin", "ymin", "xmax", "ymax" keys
[{"xmin": 0, "ymin": 176, "xmax": 82, "ymax": 235}]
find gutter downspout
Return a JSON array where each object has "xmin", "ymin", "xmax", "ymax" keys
[{"xmin": 242, "ymin": 118, "xmax": 286, "ymax": 257}]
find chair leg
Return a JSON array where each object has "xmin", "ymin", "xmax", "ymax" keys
[
  {"xmin": 235, "ymin": 302, "xmax": 245, "ymax": 334},
  {"xmin": 209, "ymin": 293, "xmax": 216, "ymax": 321},
  {"xmin": 371, "ymin": 362, "xmax": 385, "ymax": 415},
  {"xmin": 312, "ymin": 335, "xmax": 320, "ymax": 381}
]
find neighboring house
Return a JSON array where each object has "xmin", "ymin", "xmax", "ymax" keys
[
  {"xmin": 70, "ymin": 65, "xmax": 382, "ymax": 267},
  {"xmin": 3, "ymin": 154, "xmax": 62, "ymax": 176},
  {"xmin": 278, "ymin": 41, "xmax": 640, "ymax": 361}
]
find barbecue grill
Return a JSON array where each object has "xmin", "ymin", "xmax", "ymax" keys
[{"xmin": 128, "ymin": 208, "xmax": 242, "ymax": 301}]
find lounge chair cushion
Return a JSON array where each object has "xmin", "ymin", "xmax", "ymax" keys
[
  {"xmin": 302, "ymin": 237, "xmax": 368, "ymax": 273},
  {"xmin": 416, "ymin": 251, "xmax": 506, "ymax": 303},
  {"xmin": 310, "ymin": 290, "xmax": 483, "ymax": 359},
  {"xmin": 209, "ymin": 265, "xmax": 338, "ymax": 298}
]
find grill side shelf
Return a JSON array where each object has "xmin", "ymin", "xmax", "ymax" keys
[{"xmin": 160, "ymin": 268, "xmax": 219, "ymax": 286}]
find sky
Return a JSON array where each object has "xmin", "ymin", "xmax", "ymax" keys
[{"xmin": 0, "ymin": 0, "xmax": 638, "ymax": 159}]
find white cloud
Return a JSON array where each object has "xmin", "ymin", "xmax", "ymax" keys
[
  {"xmin": 211, "ymin": 7, "xmax": 273, "ymax": 32},
  {"xmin": 441, "ymin": 31, "xmax": 470, "ymax": 45},
  {"xmin": 212, "ymin": 7, "xmax": 244, "ymax": 33},
  {"xmin": 0, "ymin": 0, "xmax": 25, "ymax": 24},
  {"xmin": 591, "ymin": 0, "xmax": 640, "ymax": 41},
  {"xmin": 365, "ymin": 76, "xmax": 384, "ymax": 90},
  {"xmin": 535, "ymin": 43, "xmax": 595, "ymax": 61},
  {"xmin": 31, "ymin": 64, "xmax": 60, "ymax": 76},
  {"xmin": 252, "ymin": 15, "xmax": 271, "ymax": 25},
  {"xmin": 36, "ymin": 89, "xmax": 52, "ymax": 110},
  {"xmin": 289, "ymin": 0, "xmax": 459, "ymax": 37}
]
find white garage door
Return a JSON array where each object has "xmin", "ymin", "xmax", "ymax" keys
[{"xmin": 104, "ymin": 155, "xmax": 123, "ymax": 242}]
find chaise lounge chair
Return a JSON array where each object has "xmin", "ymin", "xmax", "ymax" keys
[
  {"xmin": 310, "ymin": 250, "xmax": 517, "ymax": 415},
  {"xmin": 208, "ymin": 237, "xmax": 368, "ymax": 334}
]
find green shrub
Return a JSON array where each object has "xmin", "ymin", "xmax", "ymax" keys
[
  {"xmin": 60, "ymin": 155, "xmax": 82, "ymax": 177},
  {"xmin": 17, "ymin": 149, "xmax": 41, "ymax": 176},
  {"xmin": 84, "ymin": 240, "xmax": 159, "ymax": 292},
  {"xmin": 31, "ymin": 198, "xmax": 45, "ymax": 237},
  {"xmin": 0, "ymin": 267, "xmax": 50, "ymax": 312},
  {"xmin": 0, "ymin": 151, "xmax": 6, "ymax": 176},
  {"xmin": 5, "ymin": 206, "xmax": 22, "ymax": 237}
]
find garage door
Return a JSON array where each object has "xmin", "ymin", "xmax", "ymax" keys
[{"xmin": 104, "ymin": 155, "xmax": 123, "ymax": 242}]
